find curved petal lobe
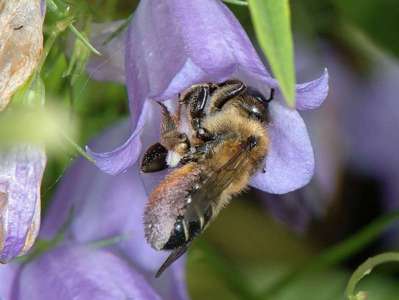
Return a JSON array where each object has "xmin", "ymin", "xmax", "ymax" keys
[
  {"xmin": 250, "ymin": 102, "xmax": 314, "ymax": 194},
  {"xmin": 295, "ymin": 69, "xmax": 329, "ymax": 110},
  {"xmin": 85, "ymin": 102, "xmax": 149, "ymax": 175}
]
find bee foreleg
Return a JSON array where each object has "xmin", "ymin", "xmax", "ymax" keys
[
  {"xmin": 156, "ymin": 101, "xmax": 190, "ymax": 154},
  {"xmin": 265, "ymin": 88, "xmax": 275, "ymax": 103}
]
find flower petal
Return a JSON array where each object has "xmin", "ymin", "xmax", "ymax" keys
[
  {"xmin": 125, "ymin": 0, "xmax": 270, "ymax": 124},
  {"xmin": 263, "ymin": 69, "xmax": 329, "ymax": 110},
  {"xmin": 0, "ymin": 145, "xmax": 46, "ymax": 263},
  {"xmin": 295, "ymin": 69, "xmax": 329, "ymax": 110},
  {"xmin": 87, "ymin": 20, "xmax": 127, "ymax": 83},
  {"xmin": 17, "ymin": 245, "xmax": 162, "ymax": 300},
  {"xmin": 86, "ymin": 97, "xmax": 163, "ymax": 175},
  {"xmin": 85, "ymin": 128, "xmax": 142, "ymax": 175},
  {"xmin": 0, "ymin": 0, "xmax": 44, "ymax": 110},
  {"xmin": 0, "ymin": 263, "xmax": 20, "ymax": 299},
  {"xmin": 250, "ymin": 102, "xmax": 314, "ymax": 194}
]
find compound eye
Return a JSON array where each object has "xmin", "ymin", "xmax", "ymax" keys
[
  {"xmin": 249, "ymin": 106, "xmax": 266, "ymax": 122},
  {"xmin": 162, "ymin": 217, "xmax": 187, "ymax": 250},
  {"xmin": 246, "ymin": 87, "xmax": 267, "ymax": 102}
]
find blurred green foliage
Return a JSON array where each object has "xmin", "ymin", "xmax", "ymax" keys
[{"xmin": 335, "ymin": 0, "xmax": 399, "ymax": 58}]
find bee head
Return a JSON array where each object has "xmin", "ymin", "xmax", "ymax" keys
[{"xmin": 241, "ymin": 87, "xmax": 274, "ymax": 123}]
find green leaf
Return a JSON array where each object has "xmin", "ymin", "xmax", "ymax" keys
[
  {"xmin": 223, "ymin": 0, "xmax": 248, "ymax": 6},
  {"xmin": 248, "ymin": 0, "xmax": 296, "ymax": 107}
]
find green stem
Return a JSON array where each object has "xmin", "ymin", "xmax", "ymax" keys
[
  {"xmin": 260, "ymin": 211, "xmax": 399, "ymax": 299},
  {"xmin": 68, "ymin": 24, "xmax": 101, "ymax": 56},
  {"xmin": 102, "ymin": 14, "xmax": 133, "ymax": 46},
  {"xmin": 45, "ymin": 0, "xmax": 101, "ymax": 55},
  {"xmin": 89, "ymin": 234, "xmax": 129, "ymax": 249},
  {"xmin": 61, "ymin": 132, "xmax": 96, "ymax": 164},
  {"xmin": 223, "ymin": 0, "xmax": 248, "ymax": 6},
  {"xmin": 345, "ymin": 252, "xmax": 399, "ymax": 300}
]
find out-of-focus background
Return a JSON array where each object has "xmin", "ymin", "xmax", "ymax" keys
[{"xmin": 8, "ymin": 0, "xmax": 399, "ymax": 299}]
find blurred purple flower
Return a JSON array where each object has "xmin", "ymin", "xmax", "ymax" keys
[
  {"xmin": 342, "ymin": 54, "xmax": 399, "ymax": 211},
  {"xmin": 17, "ymin": 245, "xmax": 163, "ymax": 300},
  {"xmin": 0, "ymin": 145, "xmax": 45, "ymax": 263},
  {"xmin": 0, "ymin": 122, "xmax": 189, "ymax": 300},
  {"xmin": 0, "ymin": 263, "xmax": 19, "ymax": 299},
  {"xmin": 39, "ymin": 121, "xmax": 189, "ymax": 300},
  {"xmin": 87, "ymin": 0, "xmax": 329, "ymax": 194},
  {"xmin": 0, "ymin": 0, "xmax": 46, "ymax": 263}
]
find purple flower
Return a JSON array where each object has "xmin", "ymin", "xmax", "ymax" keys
[
  {"xmin": 0, "ymin": 122, "xmax": 188, "ymax": 300},
  {"xmin": 342, "ymin": 54, "xmax": 399, "ymax": 211},
  {"xmin": 39, "ymin": 121, "xmax": 189, "ymax": 300},
  {"xmin": 0, "ymin": 145, "xmax": 46, "ymax": 263},
  {"xmin": 0, "ymin": 263, "xmax": 19, "ymax": 299},
  {"xmin": 87, "ymin": 0, "xmax": 329, "ymax": 194},
  {"xmin": 16, "ymin": 245, "xmax": 163, "ymax": 300}
]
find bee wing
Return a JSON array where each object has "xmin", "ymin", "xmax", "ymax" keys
[
  {"xmin": 154, "ymin": 138, "xmax": 253, "ymax": 278},
  {"xmin": 184, "ymin": 137, "xmax": 253, "ymax": 224}
]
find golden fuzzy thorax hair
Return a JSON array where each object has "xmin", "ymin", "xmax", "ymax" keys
[{"xmin": 201, "ymin": 103, "xmax": 270, "ymax": 214}]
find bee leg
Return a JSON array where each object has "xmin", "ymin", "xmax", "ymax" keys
[
  {"xmin": 155, "ymin": 244, "xmax": 189, "ymax": 278},
  {"xmin": 210, "ymin": 79, "xmax": 247, "ymax": 112},
  {"xmin": 266, "ymin": 88, "xmax": 275, "ymax": 103},
  {"xmin": 157, "ymin": 101, "xmax": 178, "ymax": 146},
  {"xmin": 156, "ymin": 101, "xmax": 191, "ymax": 167},
  {"xmin": 180, "ymin": 83, "xmax": 217, "ymax": 132},
  {"xmin": 180, "ymin": 131, "xmax": 235, "ymax": 165},
  {"xmin": 141, "ymin": 142, "xmax": 168, "ymax": 173},
  {"xmin": 156, "ymin": 101, "xmax": 189, "ymax": 150}
]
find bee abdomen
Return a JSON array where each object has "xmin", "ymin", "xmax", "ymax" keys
[{"xmin": 143, "ymin": 163, "xmax": 204, "ymax": 250}]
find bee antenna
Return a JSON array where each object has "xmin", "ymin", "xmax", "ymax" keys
[
  {"xmin": 265, "ymin": 88, "xmax": 275, "ymax": 103},
  {"xmin": 155, "ymin": 244, "xmax": 189, "ymax": 278}
]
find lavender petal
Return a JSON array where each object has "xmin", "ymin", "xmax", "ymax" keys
[
  {"xmin": 17, "ymin": 246, "xmax": 162, "ymax": 300},
  {"xmin": 0, "ymin": 145, "xmax": 46, "ymax": 263},
  {"xmin": 250, "ymin": 102, "xmax": 314, "ymax": 194},
  {"xmin": 295, "ymin": 69, "xmax": 329, "ymax": 110},
  {"xmin": 0, "ymin": 263, "xmax": 20, "ymax": 299}
]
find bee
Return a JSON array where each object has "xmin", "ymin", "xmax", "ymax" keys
[{"xmin": 141, "ymin": 79, "xmax": 274, "ymax": 277}]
